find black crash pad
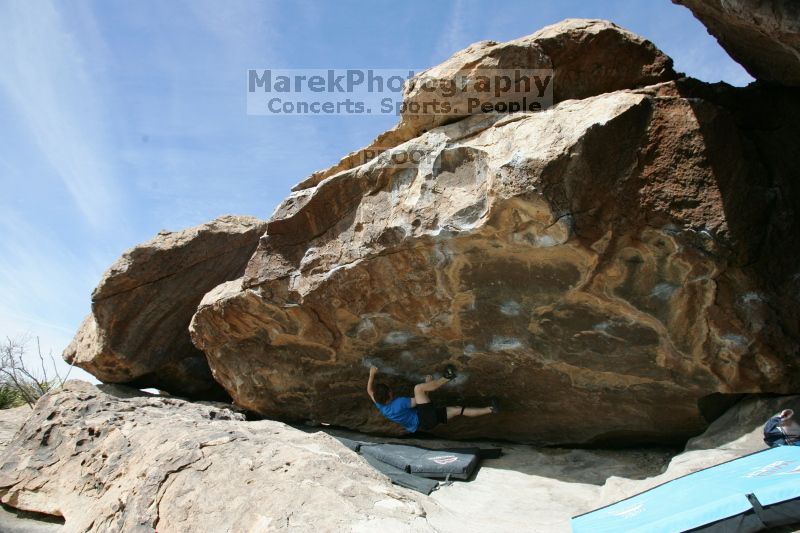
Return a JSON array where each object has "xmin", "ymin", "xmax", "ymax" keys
[
  {"xmin": 335, "ymin": 437, "xmax": 501, "ymax": 493},
  {"xmin": 359, "ymin": 443, "xmax": 479, "ymax": 480},
  {"xmin": 361, "ymin": 454, "xmax": 440, "ymax": 495}
]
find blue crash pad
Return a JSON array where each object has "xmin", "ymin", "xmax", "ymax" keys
[{"xmin": 572, "ymin": 446, "xmax": 800, "ymax": 533}]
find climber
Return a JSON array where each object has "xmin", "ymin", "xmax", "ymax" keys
[
  {"xmin": 764, "ymin": 409, "xmax": 800, "ymax": 447},
  {"xmin": 366, "ymin": 365, "xmax": 498, "ymax": 433}
]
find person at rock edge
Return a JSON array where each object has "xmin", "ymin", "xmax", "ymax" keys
[
  {"xmin": 367, "ymin": 365, "xmax": 498, "ymax": 433},
  {"xmin": 764, "ymin": 409, "xmax": 800, "ymax": 446}
]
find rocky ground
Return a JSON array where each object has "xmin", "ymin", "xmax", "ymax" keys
[
  {"xmin": 0, "ymin": 382, "xmax": 795, "ymax": 532},
  {"xmin": 0, "ymin": 407, "xmax": 31, "ymax": 457},
  {"xmin": 0, "ymin": 406, "xmax": 62, "ymax": 533}
]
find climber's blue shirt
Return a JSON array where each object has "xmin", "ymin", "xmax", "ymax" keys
[{"xmin": 375, "ymin": 396, "xmax": 418, "ymax": 433}]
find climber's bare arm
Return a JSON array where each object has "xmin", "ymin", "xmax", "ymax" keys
[{"xmin": 367, "ymin": 366, "xmax": 377, "ymax": 403}]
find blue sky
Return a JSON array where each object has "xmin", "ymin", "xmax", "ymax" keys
[{"xmin": 0, "ymin": 0, "xmax": 751, "ymax": 382}]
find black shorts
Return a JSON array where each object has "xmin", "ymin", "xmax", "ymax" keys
[{"xmin": 416, "ymin": 403, "xmax": 447, "ymax": 431}]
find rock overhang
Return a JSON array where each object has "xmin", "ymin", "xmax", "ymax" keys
[{"xmin": 190, "ymin": 77, "xmax": 800, "ymax": 444}]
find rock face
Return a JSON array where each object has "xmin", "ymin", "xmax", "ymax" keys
[
  {"xmin": 674, "ymin": 0, "xmax": 800, "ymax": 86},
  {"xmin": 190, "ymin": 19, "xmax": 800, "ymax": 444},
  {"xmin": 294, "ymin": 19, "xmax": 676, "ymax": 190},
  {"xmin": 64, "ymin": 216, "xmax": 267, "ymax": 400},
  {"xmin": 0, "ymin": 381, "xmax": 433, "ymax": 532}
]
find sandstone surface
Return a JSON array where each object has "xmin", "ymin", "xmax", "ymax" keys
[
  {"xmin": 63, "ymin": 215, "xmax": 267, "ymax": 400},
  {"xmin": 674, "ymin": 0, "xmax": 800, "ymax": 86},
  {"xmin": 0, "ymin": 381, "xmax": 433, "ymax": 532},
  {"xmin": 0, "ymin": 407, "xmax": 30, "ymax": 457},
  {"xmin": 294, "ymin": 19, "xmax": 676, "ymax": 190},
  {"xmin": 191, "ymin": 72, "xmax": 800, "ymax": 444}
]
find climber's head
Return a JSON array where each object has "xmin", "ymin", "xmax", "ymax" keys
[{"xmin": 373, "ymin": 383, "xmax": 392, "ymax": 404}]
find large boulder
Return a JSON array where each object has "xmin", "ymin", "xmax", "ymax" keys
[
  {"xmin": 294, "ymin": 19, "xmax": 676, "ymax": 190},
  {"xmin": 673, "ymin": 0, "xmax": 800, "ymax": 86},
  {"xmin": 190, "ymin": 61, "xmax": 800, "ymax": 444},
  {"xmin": 64, "ymin": 215, "xmax": 267, "ymax": 399},
  {"xmin": 0, "ymin": 381, "xmax": 433, "ymax": 532}
]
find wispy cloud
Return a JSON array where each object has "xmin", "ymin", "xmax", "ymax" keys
[
  {"xmin": 104, "ymin": 0, "xmax": 356, "ymax": 230},
  {"xmin": 0, "ymin": 1, "xmax": 123, "ymax": 231},
  {"xmin": 432, "ymin": 0, "xmax": 472, "ymax": 64},
  {"xmin": 0, "ymin": 208, "xmax": 100, "ymax": 383},
  {"xmin": 187, "ymin": 0, "xmax": 277, "ymax": 54},
  {"xmin": 0, "ymin": 208, "xmax": 99, "ymax": 323}
]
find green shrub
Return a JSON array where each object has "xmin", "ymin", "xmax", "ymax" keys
[{"xmin": 0, "ymin": 385, "xmax": 23, "ymax": 409}]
